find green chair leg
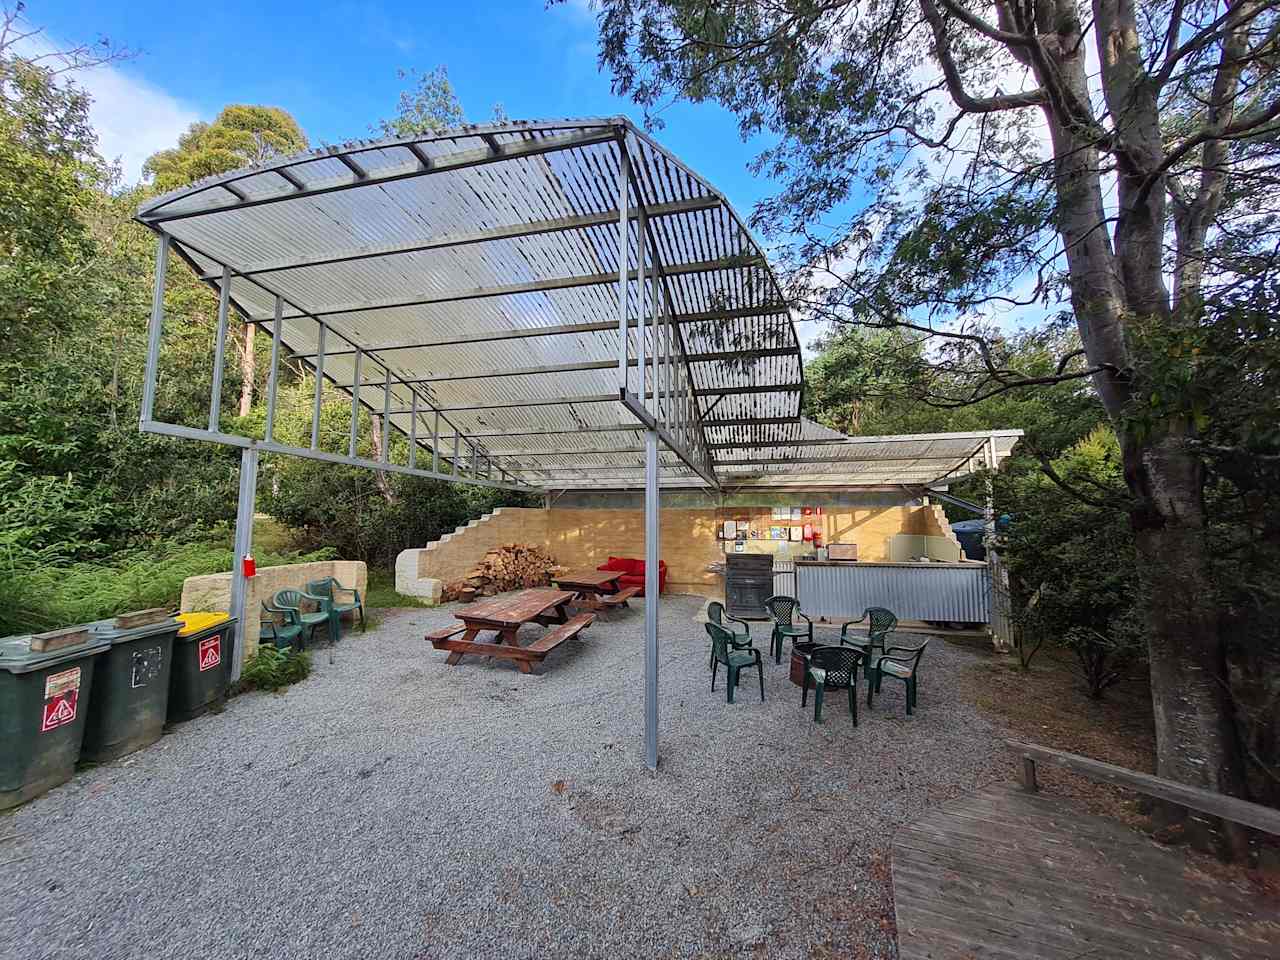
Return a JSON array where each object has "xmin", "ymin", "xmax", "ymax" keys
[
  {"xmin": 727, "ymin": 666, "xmax": 738, "ymax": 703},
  {"xmin": 757, "ymin": 664, "xmax": 765, "ymax": 702},
  {"xmin": 813, "ymin": 683, "xmax": 825, "ymax": 723},
  {"xmin": 711, "ymin": 658, "xmax": 719, "ymax": 690},
  {"xmin": 848, "ymin": 684, "xmax": 858, "ymax": 727}
]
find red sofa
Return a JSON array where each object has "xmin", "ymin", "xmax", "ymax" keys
[{"xmin": 597, "ymin": 556, "xmax": 668, "ymax": 596}]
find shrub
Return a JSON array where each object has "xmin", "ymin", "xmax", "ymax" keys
[{"xmin": 239, "ymin": 645, "xmax": 311, "ymax": 692}]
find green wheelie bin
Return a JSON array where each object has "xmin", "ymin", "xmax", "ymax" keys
[
  {"xmin": 168, "ymin": 612, "xmax": 237, "ymax": 722},
  {"xmin": 79, "ymin": 610, "xmax": 180, "ymax": 763},
  {"xmin": 0, "ymin": 627, "xmax": 110, "ymax": 810}
]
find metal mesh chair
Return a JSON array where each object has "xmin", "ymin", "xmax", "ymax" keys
[
  {"xmin": 764, "ymin": 594, "xmax": 814, "ymax": 664},
  {"xmin": 307, "ymin": 577, "xmax": 365, "ymax": 632},
  {"xmin": 801, "ymin": 645, "xmax": 864, "ymax": 726},
  {"xmin": 840, "ymin": 607, "xmax": 898, "ymax": 677},
  {"xmin": 707, "ymin": 622, "xmax": 764, "ymax": 704}
]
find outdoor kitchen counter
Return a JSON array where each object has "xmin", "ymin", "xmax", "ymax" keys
[{"xmin": 794, "ymin": 559, "xmax": 991, "ymax": 624}]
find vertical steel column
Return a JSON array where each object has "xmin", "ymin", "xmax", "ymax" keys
[
  {"xmin": 208, "ymin": 265, "xmax": 231, "ymax": 431},
  {"xmin": 349, "ymin": 349, "xmax": 362, "ymax": 457},
  {"xmin": 141, "ymin": 234, "xmax": 170, "ymax": 425},
  {"xmin": 983, "ymin": 435, "xmax": 997, "ymax": 545},
  {"xmin": 452, "ymin": 431, "xmax": 460, "ymax": 476},
  {"xmin": 381, "ymin": 366, "xmax": 391, "ymax": 464},
  {"xmin": 637, "ymin": 206, "xmax": 647, "ymax": 411},
  {"xmin": 227, "ymin": 446, "xmax": 259, "ymax": 684},
  {"xmin": 643, "ymin": 427, "xmax": 660, "ymax": 771},
  {"xmin": 264, "ymin": 296, "xmax": 283, "ymax": 443},
  {"xmin": 650, "ymin": 264, "xmax": 660, "ymax": 423},
  {"xmin": 432, "ymin": 410, "xmax": 440, "ymax": 473},
  {"xmin": 409, "ymin": 392, "xmax": 419, "ymax": 469},
  {"xmin": 617, "ymin": 142, "xmax": 631, "ymax": 396},
  {"xmin": 311, "ymin": 324, "xmax": 326, "ymax": 449}
]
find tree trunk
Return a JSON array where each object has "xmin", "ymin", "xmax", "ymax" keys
[
  {"xmin": 369, "ymin": 415, "xmax": 396, "ymax": 503},
  {"xmin": 239, "ymin": 323, "xmax": 255, "ymax": 417},
  {"xmin": 1126, "ymin": 431, "xmax": 1250, "ymax": 857}
]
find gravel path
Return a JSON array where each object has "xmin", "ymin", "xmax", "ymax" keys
[{"xmin": 2, "ymin": 596, "xmax": 1004, "ymax": 960}]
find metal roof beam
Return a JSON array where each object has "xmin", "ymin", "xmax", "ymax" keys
[
  {"xmin": 279, "ymin": 305, "xmax": 791, "ymax": 359},
  {"xmin": 386, "ymin": 384, "xmax": 804, "ymax": 412},
  {"xmin": 426, "ymin": 424, "xmax": 645, "ymax": 441},
  {"xmin": 254, "ymin": 254, "xmax": 764, "ymax": 321},
  {"xmin": 203, "ymin": 197, "xmax": 722, "ymax": 280},
  {"xmin": 139, "ymin": 125, "xmax": 618, "ymax": 224}
]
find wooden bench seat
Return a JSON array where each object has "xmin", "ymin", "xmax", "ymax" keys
[
  {"xmin": 426, "ymin": 624, "xmax": 466, "ymax": 647},
  {"xmin": 525, "ymin": 612, "xmax": 595, "ymax": 655},
  {"xmin": 600, "ymin": 586, "xmax": 641, "ymax": 608}
]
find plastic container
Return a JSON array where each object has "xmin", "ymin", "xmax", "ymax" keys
[
  {"xmin": 79, "ymin": 613, "xmax": 180, "ymax": 763},
  {"xmin": 168, "ymin": 613, "xmax": 237, "ymax": 723},
  {"xmin": 0, "ymin": 628, "xmax": 110, "ymax": 809}
]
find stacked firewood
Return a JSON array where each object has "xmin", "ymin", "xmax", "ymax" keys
[{"xmin": 442, "ymin": 544, "xmax": 564, "ymax": 602}]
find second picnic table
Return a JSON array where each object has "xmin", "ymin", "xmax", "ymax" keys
[
  {"xmin": 427, "ymin": 587, "xmax": 593, "ymax": 674},
  {"xmin": 552, "ymin": 569, "xmax": 640, "ymax": 611}
]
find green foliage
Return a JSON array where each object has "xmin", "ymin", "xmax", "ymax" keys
[
  {"xmin": 143, "ymin": 105, "xmax": 308, "ymax": 191},
  {"xmin": 239, "ymin": 645, "xmax": 312, "ymax": 692},
  {"xmin": 0, "ymin": 539, "xmax": 334, "ymax": 638},
  {"xmin": 375, "ymin": 66, "xmax": 464, "ymax": 138},
  {"xmin": 995, "ymin": 428, "xmax": 1144, "ymax": 698}
]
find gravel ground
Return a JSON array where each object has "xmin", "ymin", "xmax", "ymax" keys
[{"xmin": 2, "ymin": 596, "xmax": 1004, "ymax": 960}]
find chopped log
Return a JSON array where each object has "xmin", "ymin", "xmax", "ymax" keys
[{"xmin": 439, "ymin": 543, "xmax": 563, "ymax": 602}]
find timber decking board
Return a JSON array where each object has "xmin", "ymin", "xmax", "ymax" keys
[{"xmin": 892, "ymin": 785, "xmax": 1279, "ymax": 960}]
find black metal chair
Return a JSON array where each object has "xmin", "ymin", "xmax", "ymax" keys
[
  {"xmin": 840, "ymin": 606, "xmax": 898, "ymax": 660},
  {"xmin": 801, "ymin": 645, "xmax": 864, "ymax": 726}
]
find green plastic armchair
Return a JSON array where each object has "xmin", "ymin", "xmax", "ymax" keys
[
  {"xmin": 707, "ymin": 622, "xmax": 764, "ymax": 704},
  {"xmin": 274, "ymin": 588, "xmax": 336, "ymax": 646},
  {"xmin": 840, "ymin": 607, "xmax": 898, "ymax": 669},
  {"xmin": 260, "ymin": 600, "xmax": 304, "ymax": 651},
  {"xmin": 706, "ymin": 600, "xmax": 752, "ymax": 670},
  {"xmin": 867, "ymin": 640, "xmax": 929, "ymax": 715},
  {"xmin": 801, "ymin": 645, "xmax": 864, "ymax": 727},
  {"xmin": 307, "ymin": 577, "xmax": 365, "ymax": 632},
  {"xmin": 764, "ymin": 595, "xmax": 814, "ymax": 664}
]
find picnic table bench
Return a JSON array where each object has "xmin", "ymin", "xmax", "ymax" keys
[{"xmin": 427, "ymin": 588, "xmax": 593, "ymax": 673}]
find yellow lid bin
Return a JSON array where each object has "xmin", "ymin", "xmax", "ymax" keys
[{"xmin": 176, "ymin": 612, "xmax": 231, "ymax": 637}]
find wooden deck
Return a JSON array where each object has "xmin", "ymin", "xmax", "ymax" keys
[{"xmin": 893, "ymin": 785, "xmax": 1279, "ymax": 960}]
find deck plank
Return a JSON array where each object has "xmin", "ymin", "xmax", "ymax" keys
[{"xmin": 893, "ymin": 785, "xmax": 1279, "ymax": 960}]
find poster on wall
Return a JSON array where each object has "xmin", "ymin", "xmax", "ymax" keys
[
  {"xmin": 772, "ymin": 506, "xmax": 790, "ymax": 520},
  {"xmin": 769, "ymin": 526, "xmax": 784, "ymax": 540},
  {"xmin": 791, "ymin": 507, "xmax": 802, "ymax": 520},
  {"xmin": 722, "ymin": 520, "xmax": 736, "ymax": 540},
  {"xmin": 789, "ymin": 526, "xmax": 802, "ymax": 541}
]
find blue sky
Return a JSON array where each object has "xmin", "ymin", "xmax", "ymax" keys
[{"xmin": 38, "ymin": 0, "xmax": 778, "ymax": 218}]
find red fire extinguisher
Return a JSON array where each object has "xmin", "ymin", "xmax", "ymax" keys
[
  {"xmin": 242, "ymin": 554, "xmax": 257, "ymax": 578},
  {"xmin": 803, "ymin": 523, "xmax": 814, "ymax": 542}
]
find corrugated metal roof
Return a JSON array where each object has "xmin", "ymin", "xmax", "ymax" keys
[{"xmin": 136, "ymin": 117, "xmax": 1019, "ymax": 490}]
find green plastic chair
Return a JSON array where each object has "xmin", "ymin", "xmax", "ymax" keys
[
  {"xmin": 801, "ymin": 645, "xmax": 864, "ymax": 726},
  {"xmin": 260, "ymin": 600, "xmax": 304, "ymax": 651},
  {"xmin": 707, "ymin": 622, "xmax": 764, "ymax": 704},
  {"xmin": 867, "ymin": 640, "xmax": 929, "ymax": 715},
  {"xmin": 764, "ymin": 595, "xmax": 814, "ymax": 664},
  {"xmin": 307, "ymin": 577, "xmax": 365, "ymax": 632},
  {"xmin": 706, "ymin": 600, "xmax": 752, "ymax": 670},
  {"xmin": 840, "ymin": 607, "xmax": 898, "ymax": 669},
  {"xmin": 274, "ymin": 588, "xmax": 336, "ymax": 646}
]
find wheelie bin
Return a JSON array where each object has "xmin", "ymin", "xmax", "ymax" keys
[
  {"xmin": 79, "ymin": 610, "xmax": 180, "ymax": 763},
  {"xmin": 168, "ymin": 613, "xmax": 237, "ymax": 722},
  {"xmin": 0, "ymin": 627, "xmax": 110, "ymax": 809}
]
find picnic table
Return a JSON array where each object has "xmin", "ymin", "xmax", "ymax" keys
[
  {"xmin": 426, "ymin": 588, "xmax": 593, "ymax": 674},
  {"xmin": 553, "ymin": 569, "xmax": 641, "ymax": 612}
]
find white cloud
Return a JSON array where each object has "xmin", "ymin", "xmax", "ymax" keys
[
  {"xmin": 14, "ymin": 31, "xmax": 201, "ymax": 186},
  {"xmin": 77, "ymin": 62, "xmax": 201, "ymax": 187}
]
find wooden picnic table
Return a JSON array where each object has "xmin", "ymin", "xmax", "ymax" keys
[
  {"xmin": 553, "ymin": 569, "xmax": 642, "ymax": 613},
  {"xmin": 427, "ymin": 588, "xmax": 593, "ymax": 674}
]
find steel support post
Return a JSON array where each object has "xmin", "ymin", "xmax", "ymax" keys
[
  {"xmin": 381, "ymin": 365, "xmax": 392, "ymax": 464},
  {"xmin": 643, "ymin": 427, "xmax": 660, "ymax": 771},
  {"xmin": 227, "ymin": 446, "xmax": 259, "ymax": 683},
  {"xmin": 617, "ymin": 143, "xmax": 631, "ymax": 395},
  {"xmin": 141, "ymin": 234, "xmax": 169, "ymax": 425},
  {"xmin": 209, "ymin": 265, "xmax": 231, "ymax": 431},
  {"xmin": 637, "ymin": 206, "xmax": 647, "ymax": 411},
  {"xmin": 264, "ymin": 295, "xmax": 283, "ymax": 443},
  {"xmin": 311, "ymin": 323, "xmax": 326, "ymax": 449},
  {"xmin": 349, "ymin": 349, "xmax": 362, "ymax": 457}
]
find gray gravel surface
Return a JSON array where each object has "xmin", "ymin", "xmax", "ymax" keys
[{"xmin": 1, "ymin": 596, "xmax": 1003, "ymax": 960}]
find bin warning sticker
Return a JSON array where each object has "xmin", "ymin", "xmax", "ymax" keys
[
  {"xmin": 131, "ymin": 644, "xmax": 163, "ymax": 688},
  {"xmin": 198, "ymin": 635, "xmax": 221, "ymax": 672},
  {"xmin": 42, "ymin": 667, "xmax": 81, "ymax": 733}
]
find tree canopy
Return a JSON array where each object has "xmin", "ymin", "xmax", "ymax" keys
[{"xmin": 143, "ymin": 105, "xmax": 308, "ymax": 191}]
